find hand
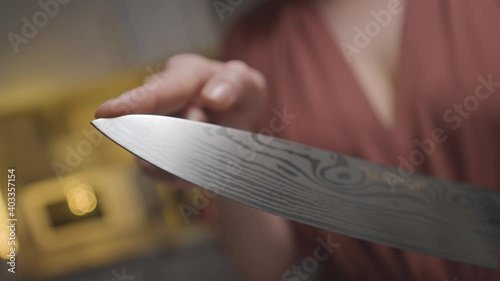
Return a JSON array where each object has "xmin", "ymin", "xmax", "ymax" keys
[
  {"xmin": 95, "ymin": 53, "xmax": 268, "ymax": 183},
  {"xmin": 95, "ymin": 54, "xmax": 294, "ymax": 280}
]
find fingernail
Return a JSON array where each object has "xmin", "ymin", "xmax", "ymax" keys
[
  {"xmin": 186, "ymin": 107, "xmax": 206, "ymax": 122},
  {"xmin": 207, "ymin": 83, "xmax": 231, "ymax": 103}
]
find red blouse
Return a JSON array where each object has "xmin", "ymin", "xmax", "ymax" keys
[{"xmin": 222, "ymin": 0, "xmax": 500, "ymax": 280}]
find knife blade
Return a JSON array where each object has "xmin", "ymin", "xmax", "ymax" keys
[{"xmin": 91, "ymin": 114, "xmax": 500, "ymax": 268}]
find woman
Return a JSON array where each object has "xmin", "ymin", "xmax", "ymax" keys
[{"xmin": 96, "ymin": 0, "xmax": 500, "ymax": 280}]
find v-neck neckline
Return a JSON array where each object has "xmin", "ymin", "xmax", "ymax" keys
[{"xmin": 308, "ymin": 1, "xmax": 412, "ymax": 135}]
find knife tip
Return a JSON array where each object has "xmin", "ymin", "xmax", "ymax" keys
[{"xmin": 90, "ymin": 118, "xmax": 107, "ymax": 132}]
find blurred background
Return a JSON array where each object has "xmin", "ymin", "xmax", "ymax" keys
[{"xmin": 0, "ymin": 0, "xmax": 262, "ymax": 280}]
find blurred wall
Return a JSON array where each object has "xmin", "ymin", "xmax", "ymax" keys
[
  {"xmin": 0, "ymin": 1, "xmax": 264, "ymax": 280},
  {"xmin": 0, "ymin": 0, "xmax": 222, "ymax": 100}
]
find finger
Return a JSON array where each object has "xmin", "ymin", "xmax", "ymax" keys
[
  {"xmin": 183, "ymin": 105, "xmax": 208, "ymax": 122},
  {"xmin": 95, "ymin": 54, "xmax": 222, "ymax": 118},
  {"xmin": 201, "ymin": 60, "xmax": 267, "ymax": 112}
]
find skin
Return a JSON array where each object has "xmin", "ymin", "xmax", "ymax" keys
[
  {"xmin": 95, "ymin": 54, "xmax": 295, "ymax": 281},
  {"xmin": 315, "ymin": 0, "xmax": 406, "ymax": 129},
  {"xmin": 95, "ymin": 1, "xmax": 405, "ymax": 279}
]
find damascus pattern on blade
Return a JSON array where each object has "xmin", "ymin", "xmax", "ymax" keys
[{"xmin": 92, "ymin": 115, "xmax": 500, "ymax": 268}]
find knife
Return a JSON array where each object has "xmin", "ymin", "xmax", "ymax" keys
[{"xmin": 91, "ymin": 114, "xmax": 500, "ymax": 268}]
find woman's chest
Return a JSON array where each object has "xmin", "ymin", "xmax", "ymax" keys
[
  {"xmin": 314, "ymin": 0, "xmax": 407, "ymax": 129},
  {"xmin": 274, "ymin": 0, "xmax": 500, "ymax": 154}
]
